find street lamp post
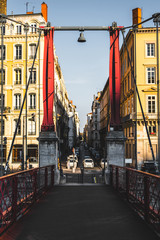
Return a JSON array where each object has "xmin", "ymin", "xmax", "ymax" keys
[
  {"xmin": 24, "ymin": 23, "xmax": 29, "ymax": 171},
  {"xmin": 0, "ymin": 18, "xmax": 6, "ymax": 176}
]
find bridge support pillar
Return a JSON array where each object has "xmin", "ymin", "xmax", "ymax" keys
[
  {"xmin": 106, "ymin": 130, "xmax": 127, "ymax": 167},
  {"xmin": 38, "ymin": 131, "xmax": 60, "ymax": 185},
  {"xmin": 105, "ymin": 131, "xmax": 126, "ymax": 185}
]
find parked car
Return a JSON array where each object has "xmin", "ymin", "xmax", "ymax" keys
[
  {"xmin": 83, "ymin": 158, "xmax": 94, "ymax": 168},
  {"xmin": 100, "ymin": 159, "xmax": 107, "ymax": 168},
  {"xmin": 66, "ymin": 155, "xmax": 78, "ymax": 169}
]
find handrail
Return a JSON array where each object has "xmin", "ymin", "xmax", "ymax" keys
[
  {"xmin": 110, "ymin": 165, "xmax": 160, "ymax": 234},
  {"xmin": 0, "ymin": 165, "xmax": 55, "ymax": 236}
]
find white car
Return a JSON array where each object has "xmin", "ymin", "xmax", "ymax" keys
[
  {"xmin": 100, "ymin": 159, "xmax": 107, "ymax": 168},
  {"xmin": 83, "ymin": 159, "xmax": 94, "ymax": 168},
  {"xmin": 67, "ymin": 155, "xmax": 78, "ymax": 169}
]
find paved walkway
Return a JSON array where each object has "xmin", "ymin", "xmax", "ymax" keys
[{"xmin": 1, "ymin": 185, "xmax": 159, "ymax": 240}]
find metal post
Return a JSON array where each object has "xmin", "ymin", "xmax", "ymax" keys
[
  {"xmin": 156, "ymin": 20, "xmax": 160, "ymax": 172},
  {"xmin": 0, "ymin": 18, "xmax": 5, "ymax": 176},
  {"xmin": 24, "ymin": 23, "xmax": 29, "ymax": 170},
  {"xmin": 134, "ymin": 28, "xmax": 138, "ymax": 169}
]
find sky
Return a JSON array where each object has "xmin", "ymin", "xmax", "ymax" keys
[{"xmin": 7, "ymin": 0, "xmax": 160, "ymax": 131}]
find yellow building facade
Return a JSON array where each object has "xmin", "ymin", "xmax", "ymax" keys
[
  {"xmin": 120, "ymin": 27, "xmax": 158, "ymax": 168},
  {"xmin": 0, "ymin": 5, "xmax": 78, "ymax": 170}
]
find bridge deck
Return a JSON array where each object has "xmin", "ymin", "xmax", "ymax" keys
[{"xmin": 1, "ymin": 185, "xmax": 159, "ymax": 240}]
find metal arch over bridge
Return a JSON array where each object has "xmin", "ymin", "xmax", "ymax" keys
[{"xmin": 0, "ymin": 13, "xmax": 160, "ymax": 172}]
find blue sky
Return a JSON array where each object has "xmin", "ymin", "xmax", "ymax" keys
[{"xmin": 7, "ymin": 0, "xmax": 159, "ymax": 131}]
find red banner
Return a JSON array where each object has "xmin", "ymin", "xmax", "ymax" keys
[
  {"xmin": 41, "ymin": 27, "xmax": 55, "ymax": 131},
  {"xmin": 109, "ymin": 28, "xmax": 122, "ymax": 128}
]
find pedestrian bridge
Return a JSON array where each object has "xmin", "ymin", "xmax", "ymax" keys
[{"xmin": 0, "ymin": 165, "xmax": 160, "ymax": 240}]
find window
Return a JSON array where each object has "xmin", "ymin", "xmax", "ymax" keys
[
  {"xmin": 0, "ymin": 45, "xmax": 6, "ymax": 60},
  {"xmin": 28, "ymin": 120, "xmax": 36, "ymax": 135},
  {"xmin": 16, "ymin": 25, "xmax": 22, "ymax": 35},
  {"xmin": 12, "ymin": 145, "xmax": 23, "ymax": 162},
  {"xmin": 127, "ymin": 52, "xmax": 130, "ymax": 67},
  {"xmin": 28, "ymin": 144, "xmax": 38, "ymax": 163},
  {"xmin": 147, "ymin": 67, "xmax": 156, "ymax": 84},
  {"xmin": 30, "ymin": 23, "xmax": 37, "ymax": 33},
  {"xmin": 146, "ymin": 43, "xmax": 155, "ymax": 57},
  {"xmin": 29, "ymin": 94, "xmax": 36, "ymax": 109},
  {"xmin": 15, "ymin": 45, "xmax": 22, "ymax": 60},
  {"xmin": 149, "ymin": 125, "xmax": 156, "ymax": 136},
  {"xmin": 0, "ymin": 69, "xmax": 5, "ymax": 84},
  {"xmin": 128, "ymin": 100, "xmax": 130, "ymax": 114},
  {"xmin": 14, "ymin": 69, "xmax": 22, "ymax": 84},
  {"xmin": 29, "ymin": 68, "xmax": 36, "ymax": 84},
  {"xmin": 14, "ymin": 94, "xmax": 21, "ymax": 110},
  {"xmin": 14, "ymin": 119, "xmax": 21, "ymax": 135},
  {"xmin": 0, "ymin": 25, "xmax": 5, "ymax": 35},
  {"xmin": 131, "ymin": 46, "xmax": 133, "ymax": 62},
  {"xmin": 131, "ymin": 97, "xmax": 134, "ymax": 113},
  {"xmin": 125, "ymin": 58, "xmax": 127, "ymax": 71},
  {"xmin": 131, "ymin": 72, "xmax": 134, "ymax": 88},
  {"xmin": 125, "ymin": 102, "xmax": 127, "ymax": 115},
  {"xmin": 0, "ymin": 144, "xmax": 6, "ymax": 162},
  {"xmin": 128, "ymin": 74, "xmax": 130, "ymax": 91},
  {"xmin": 148, "ymin": 96, "xmax": 156, "ymax": 113},
  {"xmin": 122, "ymin": 62, "xmax": 124, "ymax": 76},
  {"xmin": 0, "ymin": 94, "xmax": 5, "ymax": 108},
  {"xmin": 29, "ymin": 44, "xmax": 36, "ymax": 59},
  {"xmin": 10, "ymin": 24, "xmax": 14, "ymax": 35}
]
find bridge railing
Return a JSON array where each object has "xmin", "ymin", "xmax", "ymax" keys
[
  {"xmin": 0, "ymin": 165, "xmax": 54, "ymax": 235},
  {"xmin": 110, "ymin": 165, "xmax": 160, "ymax": 233}
]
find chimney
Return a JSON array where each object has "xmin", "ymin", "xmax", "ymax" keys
[
  {"xmin": 41, "ymin": 2, "xmax": 48, "ymax": 22},
  {"xmin": 132, "ymin": 8, "xmax": 142, "ymax": 28},
  {"xmin": 0, "ymin": 0, "xmax": 7, "ymax": 15},
  {"xmin": 27, "ymin": 11, "xmax": 33, "ymax": 14}
]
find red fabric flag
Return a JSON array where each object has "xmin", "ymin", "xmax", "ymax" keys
[
  {"xmin": 41, "ymin": 27, "xmax": 55, "ymax": 131},
  {"xmin": 109, "ymin": 28, "xmax": 122, "ymax": 128}
]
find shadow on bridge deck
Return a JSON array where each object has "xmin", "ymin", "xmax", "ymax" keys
[{"xmin": 1, "ymin": 185, "xmax": 159, "ymax": 240}]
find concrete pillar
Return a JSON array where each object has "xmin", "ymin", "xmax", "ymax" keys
[
  {"xmin": 106, "ymin": 130, "xmax": 127, "ymax": 167},
  {"xmin": 38, "ymin": 131, "xmax": 60, "ymax": 184},
  {"xmin": 104, "ymin": 130, "xmax": 127, "ymax": 185}
]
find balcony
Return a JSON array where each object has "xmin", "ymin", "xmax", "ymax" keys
[
  {"xmin": 28, "ymin": 131, "xmax": 36, "ymax": 135},
  {"xmin": 29, "ymin": 55, "xmax": 34, "ymax": 59},
  {"xmin": 14, "ymin": 81, "xmax": 21, "ymax": 85},
  {"xmin": 29, "ymin": 106, "xmax": 36, "ymax": 110},
  {"xmin": 14, "ymin": 56, "xmax": 22, "ymax": 60},
  {"xmin": 121, "ymin": 113, "xmax": 136, "ymax": 123},
  {"xmin": 14, "ymin": 106, "xmax": 20, "ymax": 110},
  {"xmin": 30, "ymin": 79, "xmax": 36, "ymax": 84}
]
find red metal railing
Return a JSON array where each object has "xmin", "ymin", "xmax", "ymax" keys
[
  {"xmin": 110, "ymin": 165, "xmax": 160, "ymax": 233},
  {"xmin": 0, "ymin": 165, "xmax": 54, "ymax": 235}
]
